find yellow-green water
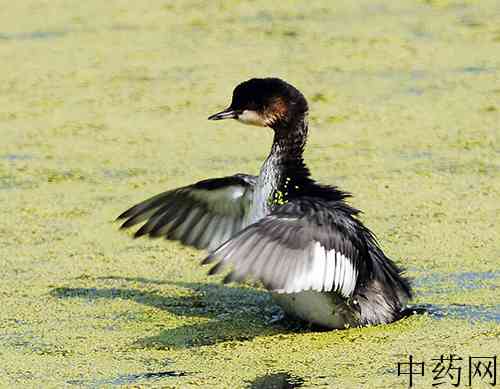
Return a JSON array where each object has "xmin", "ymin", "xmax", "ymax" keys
[{"xmin": 1, "ymin": 1, "xmax": 499, "ymax": 388}]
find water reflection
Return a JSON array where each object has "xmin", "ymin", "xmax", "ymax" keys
[{"xmin": 248, "ymin": 372, "xmax": 305, "ymax": 389}]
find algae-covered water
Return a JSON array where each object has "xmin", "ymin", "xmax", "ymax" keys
[{"xmin": 1, "ymin": 1, "xmax": 499, "ymax": 388}]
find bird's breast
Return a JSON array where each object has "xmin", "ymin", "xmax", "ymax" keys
[{"xmin": 249, "ymin": 172, "xmax": 279, "ymax": 223}]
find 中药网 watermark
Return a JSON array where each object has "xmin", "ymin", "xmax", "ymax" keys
[{"xmin": 397, "ymin": 354, "xmax": 496, "ymax": 387}]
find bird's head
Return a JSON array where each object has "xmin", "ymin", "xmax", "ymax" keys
[{"xmin": 208, "ymin": 78, "xmax": 308, "ymax": 129}]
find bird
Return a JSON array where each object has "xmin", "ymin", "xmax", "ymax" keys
[{"xmin": 117, "ymin": 77, "xmax": 412, "ymax": 329}]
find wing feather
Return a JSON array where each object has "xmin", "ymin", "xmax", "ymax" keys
[
  {"xmin": 204, "ymin": 198, "xmax": 365, "ymax": 297},
  {"xmin": 118, "ymin": 174, "xmax": 256, "ymax": 251}
]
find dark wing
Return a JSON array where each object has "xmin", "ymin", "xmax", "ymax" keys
[
  {"xmin": 117, "ymin": 174, "xmax": 256, "ymax": 251},
  {"xmin": 203, "ymin": 198, "xmax": 369, "ymax": 297}
]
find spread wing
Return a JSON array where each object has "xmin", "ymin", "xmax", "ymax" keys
[
  {"xmin": 117, "ymin": 174, "xmax": 256, "ymax": 251},
  {"xmin": 203, "ymin": 198, "xmax": 369, "ymax": 297}
]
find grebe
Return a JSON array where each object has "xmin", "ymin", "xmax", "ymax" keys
[{"xmin": 118, "ymin": 77, "xmax": 412, "ymax": 329}]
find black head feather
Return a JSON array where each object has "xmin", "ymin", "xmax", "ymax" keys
[{"xmin": 229, "ymin": 78, "xmax": 308, "ymax": 128}]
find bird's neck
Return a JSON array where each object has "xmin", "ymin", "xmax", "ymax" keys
[
  {"xmin": 253, "ymin": 113, "xmax": 311, "ymax": 215},
  {"xmin": 270, "ymin": 113, "xmax": 309, "ymax": 164}
]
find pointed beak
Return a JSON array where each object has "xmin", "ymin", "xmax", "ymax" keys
[{"xmin": 208, "ymin": 107, "xmax": 239, "ymax": 121}]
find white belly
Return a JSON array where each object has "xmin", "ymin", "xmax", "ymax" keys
[{"xmin": 272, "ymin": 291, "xmax": 356, "ymax": 329}]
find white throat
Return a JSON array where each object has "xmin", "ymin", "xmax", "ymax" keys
[{"xmin": 237, "ymin": 110, "xmax": 267, "ymax": 127}]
